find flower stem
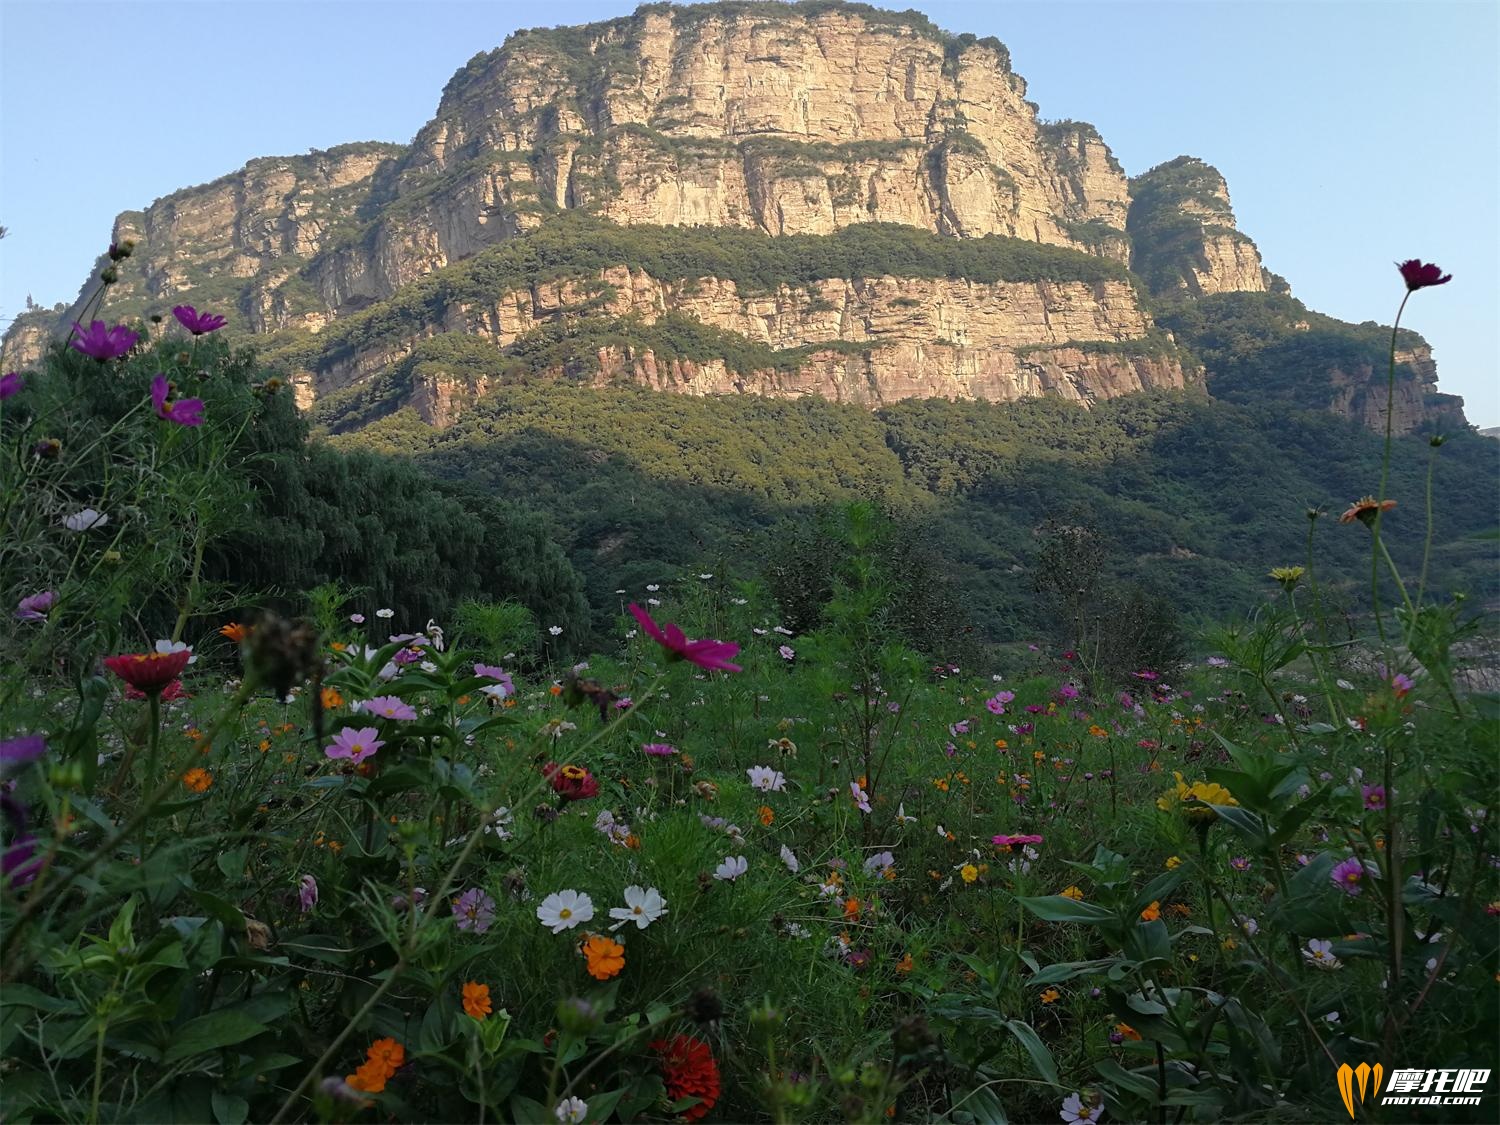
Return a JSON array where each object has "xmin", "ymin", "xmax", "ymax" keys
[{"xmin": 1370, "ymin": 290, "xmax": 1412, "ymax": 642}]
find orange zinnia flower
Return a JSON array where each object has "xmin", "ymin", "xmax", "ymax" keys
[
  {"xmin": 182, "ymin": 767, "xmax": 213, "ymax": 793},
  {"xmin": 581, "ymin": 934, "xmax": 625, "ymax": 980},
  {"xmin": 462, "ymin": 981, "xmax": 492, "ymax": 1020}
]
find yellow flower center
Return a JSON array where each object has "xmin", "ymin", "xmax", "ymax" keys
[{"xmin": 559, "ymin": 908, "xmax": 572, "ymax": 919}]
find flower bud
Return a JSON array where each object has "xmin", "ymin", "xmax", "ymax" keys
[{"xmin": 32, "ymin": 438, "xmax": 61, "ymax": 459}]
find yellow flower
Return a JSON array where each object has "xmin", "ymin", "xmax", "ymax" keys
[
  {"xmin": 960, "ymin": 864, "xmax": 979, "ymax": 884},
  {"xmin": 1164, "ymin": 855, "xmax": 1182, "ymax": 870},
  {"xmin": 1040, "ymin": 988, "xmax": 1061, "ymax": 1005},
  {"xmin": 1157, "ymin": 772, "xmax": 1237, "ymax": 821},
  {"xmin": 1060, "ymin": 885, "xmax": 1085, "ymax": 901},
  {"xmin": 1268, "ymin": 566, "xmax": 1305, "ymax": 590}
]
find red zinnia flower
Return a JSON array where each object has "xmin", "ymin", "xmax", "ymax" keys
[
  {"xmin": 543, "ymin": 761, "xmax": 599, "ymax": 801},
  {"xmin": 104, "ymin": 650, "xmax": 192, "ymax": 695},
  {"xmin": 629, "ymin": 604, "xmax": 741, "ymax": 673},
  {"xmin": 1396, "ymin": 259, "xmax": 1451, "ymax": 291},
  {"xmin": 652, "ymin": 1034, "xmax": 721, "ymax": 1121}
]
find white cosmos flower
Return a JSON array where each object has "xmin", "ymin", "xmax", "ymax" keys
[
  {"xmin": 714, "ymin": 855, "xmax": 747, "ymax": 882},
  {"xmin": 608, "ymin": 885, "xmax": 667, "ymax": 931},
  {"xmin": 375, "ymin": 608, "xmax": 394, "ymax": 619},
  {"xmin": 548, "ymin": 625, "xmax": 563, "ymax": 636},
  {"xmin": 746, "ymin": 765, "xmax": 786, "ymax": 792},
  {"xmin": 780, "ymin": 845, "xmax": 800, "ymax": 873},
  {"xmin": 555, "ymin": 1096, "xmax": 589, "ymax": 1124},
  {"xmin": 536, "ymin": 889, "xmax": 594, "ymax": 933},
  {"xmin": 62, "ymin": 508, "xmax": 109, "ymax": 532},
  {"xmin": 154, "ymin": 639, "xmax": 197, "ymax": 664}
]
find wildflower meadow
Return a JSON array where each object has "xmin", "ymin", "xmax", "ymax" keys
[{"xmin": 0, "ymin": 255, "xmax": 1496, "ymax": 1125}]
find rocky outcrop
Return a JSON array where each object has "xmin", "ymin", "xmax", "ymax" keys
[
  {"xmin": 1127, "ymin": 156, "xmax": 1266, "ymax": 297},
  {"xmin": 1327, "ymin": 344, "xmax": 1467, "ymax": 436}
]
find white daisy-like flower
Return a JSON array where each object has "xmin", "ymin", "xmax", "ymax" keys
[
  {"xmin": 548, "ymin": 625, "xmax": 563, "ymax": 636},
  {"xmin": 608, "ymin": 885, "xmax": 667, "ymax": 931},
  {"xmin": 746, "ymin": 765, "xmax": 786, "ymax": 792},
  {"xmin": 375, "ymin": 607, "xmax": 394, "ymax": 619},
  {"xmin": 536, "ymin": 889, "xmax": 594, "ymax": 933},
  {"xmin": 61, "ymin": 508, "xmax": 109, "ymax": 532},
  {"xmin": 154, "ymin": 639, "xmax": 197, "ymax": 665},
  {"xmin": 780, "ymin": 845, "xmax": 800, "ymax": 873},
  {"xmin": 555, "ymin": 1096, "xmax": 588, "ymax": 1124},
  {"xmin": 1060, "ymin": 1092, "xmax": 1104, "ymax": 1123},
  {"xmin": 714, "ymin": 855, "xmax": 748, "ymax": 882},
  {"xmin": 698, "ymin": 573, "xmax": 713, "ymax": 579},
  {"xmin": 645, "ymin": 584, "xmax": 659, "ymax": 592},
  {"xmin": 1302, "ymin": 938, "xmax": 1342, "ymax": 970}
]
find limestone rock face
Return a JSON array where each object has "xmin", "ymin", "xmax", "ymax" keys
[
  {"xmin": 1127, "ymin": 156, "xmax": 1266, "ymax": 297},
  {"xmin": 1, "ymin": 2, "xmax": 1462, "ymax": 437}
]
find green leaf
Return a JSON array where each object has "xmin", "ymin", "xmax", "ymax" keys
[
  {"xmin": 164, "ymin": 1010, "xmax": 267, "ymax": 1063},
  {"xmin": 211, "ymin": 1090, "xmax": 249, "ymax": 1124},
  {"xmin": 1095, "ymin": 1057, "xmax": 1160, "ymax": 1100},
  {"xmin": 1003, "ymin": 1019, "xmax": 1059, "ymax": 1086},
  {"xmin": 1017, "ymin": 895, "xmax": 1118, "ymax": 925},
  {"xmin": 1030, "ymin": 958, "xmax": 1118, "ymax": 985}
]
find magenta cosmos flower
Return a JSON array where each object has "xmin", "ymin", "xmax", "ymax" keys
[
  {"xmin": 298, "ymin": 874, "xmax": 318, "ymax": 913},
  {"xmin": 1330, "ymin": 856, "xmax": 1374, "ymax": 896},
  {"xmin": 642, "ymin": 742, "xmax": 678, "ymax": 756},
  {"xmin": 172, "ymin": 305, "xmax": 227, "ymax": 335},
  {"xmin": 628, "ymin": 603, "xmax": 741, "ymax": 673},
  {"xmin": 358, "ymin": 695, "xmax": 418, "ymax": 720},
  {"xmin": 0, "ymin": 372, "xmax": 23, "ymax": 400},
  {"xmin": 14, "ymin": 591, "xmax": 57, "ymax": 623},
  {"xmin": 993, "ymin": 833, "xmax": 1044, "ymax": 849},
  {"xmin": 70, "ymin": 321, "xmax": 139, "ymax": 360},
  {"xmin": 324, "ymin": 726, "xmax": 383, "ymax": 765},
  {"xmin": 1396, "ymin": 259, "xmax": 1451, "ymax": 291},
  {"xmin": 149, "ymin": 375, "xmax": 206, "ymax": 427}
]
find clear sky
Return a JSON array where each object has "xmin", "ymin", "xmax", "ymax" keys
[{"xmin": 2, "ymin": 0, "xmax": 1496, "ymax": 423}]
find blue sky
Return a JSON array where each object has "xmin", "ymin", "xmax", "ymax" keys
[{"xmin": 2, "ymin": 0, "xmax": 1495, "ymax": 424}]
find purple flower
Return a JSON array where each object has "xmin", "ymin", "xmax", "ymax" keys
[
  {"xmin": 2, "ymin": 835, "xmax": 44, "ymax": 888},
  {"xmin": 949, "ymin": 719, "xmax": 970, "ymax": 736},
  {"xmin": 149, "ymin": 375, "xmax": 206, "ymax": 427},
  {"xmin": 1361, "ymin": 785, "xmax": 1387, "ymax": 811},
  {"xmin": 0, "ymin": 372, "xmax": 23, "ymax": 400},
  {"xmin": 392, "ymin": 646, "xmax": 423, "ymax": 666},
  {"xmin": 324, "ymin": 726, "xmax": 383, "ymax": 765},
  {"xmin": 1056, "ymin": 683, "xmax": 1080, "ymax": 702},
  {"xmin": 14, "ymin": 591, "xmax": 57, "ymax": 623},
  {"xmin": 643, "ymin": 742, "xmax": 678, "ymax": 756},
  {"xmin": 298, "ymin": 874, "xmax": 318, "ymax": 913},
  {"xmin": 172, "ymin": 305, "xmax": 227, "ymax": 335},
  {"xmin": 1331, "ymin": 855, "xmax": 1374, "ymax": 896},
  {"xmin": 0, "ymin": 735, "xmax": 46, "ymax": 778},
  {"xmin": 70, "ymin": 321, "xmax": 138, "ymax": 360},
  {"xmin": 453, "ymin": 887, "xmax": 495, "ymax": 933},
  {"xmin": 778, "ymin": 644, "xmax": 795, "ymax": 661},
  {"xmin": 850, "ymin": 781, "xmax": 871, "ymax": 814},
  {"xmin": 1230, "ymin": 856, "xmax": 1251, "ymax": 872},
  {"xmin": 985, "ymin": 691, "xmax": 1015, "ymax": 715},
  {"xmin": 358, "ymin": 695, "xmax": 417, "ymax": 721}
]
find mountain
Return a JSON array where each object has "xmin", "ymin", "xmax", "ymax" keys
[{"xmin": 2, "ymin": 0, "xmax": 1468, "ymax": 438}]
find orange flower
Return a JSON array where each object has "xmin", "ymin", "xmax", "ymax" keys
[
  {"xmin": 1140, "ymin": 901, "xmax": 1161, "ymax": 922},
  {"xmin": 346, "ymin": 1058, "xmax": 389, "ymax": 1093},
  {"xmin": 368, "ymin": 1038, "xmax": 404, "ymax": 1072},
  {"xmin": 758, "ymin": 805, "xmax": 775, "ymax": 827},
  {"xmin": 1040, "ymin": 988, "xmax": 1061, "ymax": 1004},
  {"xmin": 843, "ymin": 897, "xmax": 861, "ymax": 921},
  {"xmin": 321, "ymin": 686, "xmax": 344, "ymax": 710},
  {"xmin": 330, "ymin": 641, "xmax": 346, "ymax": 652},
  {"xmin": 1339, "ymin": 495, "xmax": 1397, "ymax": 526},
  {"xmin": 1088, "ymin": 725, "xmax": 1109, "ymax": 738},
  {"xmin": 1060, "ymin": 885, "xmax": 1085, "ymax": 901},
  {"xmin": 1114, "ymin": 1022, "xmax": 1142, "ymax": 1041},
  {"xmin": 894, "ymin": 952, "xmax": 914, "ymax": 975},
  {"xmin": 182, "ymin": 767, "xmax": 212, "ymax": 793},
  {"xmin": 219, "ymin": 622, "xmax": 248, "ymax": 642},
  {"xmin": 462, "ymin": 981, "xmax": 492, "ymax": 1021},
  {"xmin": 346, "ymin": 1038, "xmax": 404, "ymax": 1092},
  {"xmin": 582, "ymin": 934, "xmax": 625, "ymax": 980},
  {"xmin": 994, "ymin": 739, "xmax": 1008, "ymax": 750},
  {"xmin": 549, "ymin": 684, "xmax": 563, "ymax": 696}
]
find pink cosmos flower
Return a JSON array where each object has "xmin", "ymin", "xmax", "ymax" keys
[
  {"xmin": 70, "ymin": 321, "xmax": 139, "ymax": 360},
  {"xmin": 358, "ymin": 695, "xmax": 418, "ymax": 721},
  {"xmin": 298, "ymin": 874, "xmax": 318, "ymax": 913},
  {"xmin": 992, "ymin": 833, "xmax": 1044, "ymax": 849},
  {"xmin": 778, "ymin": 644, "xmax": 795, "ymax": 661},
  {"xmin": 453, "ymin": 887, "xmax": 496, "ymax": 933},
  {"xmin": 149, "ymin": 375, "xmax": 206, "ymax": 427},
  {"xmin": 643, "ymin": 742, "xmax": 678, "ymax": 756},
  {"xmin": 850, "ymin": 781, "xmax": 871, "ymax": 814},
  {"xmin": 14, "ymin": 591, "xmax": 57, "ymax": 622},
  {"xmin": 0, "ymin": 372, "xmax": 23, "ymax": 399},
  {"xmin": 324, "ymin": 726, "xmax": 384, "ymax": 765},
  {"xmin": 628, "ymin": 603, "xmax": 741, "ymax": 673},
  {"xmin": 985, "ymin": 691, "xmax": 1015, "ymax": 715},
  {"xmin": 1331, "ymin": 856, "xmax": 1374, "ymax": 896},
  {"xmin": 1361, "ymin": 785, "xmax": 1387, "ymax": 811},
  {"xmin": 172, "ymin": 305, "xmax": 227, "ymax": 335}
]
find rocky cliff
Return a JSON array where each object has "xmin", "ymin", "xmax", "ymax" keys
[{"xmin": 1, "ymin": 0, "xmax": 1464, "ymax": 435}]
